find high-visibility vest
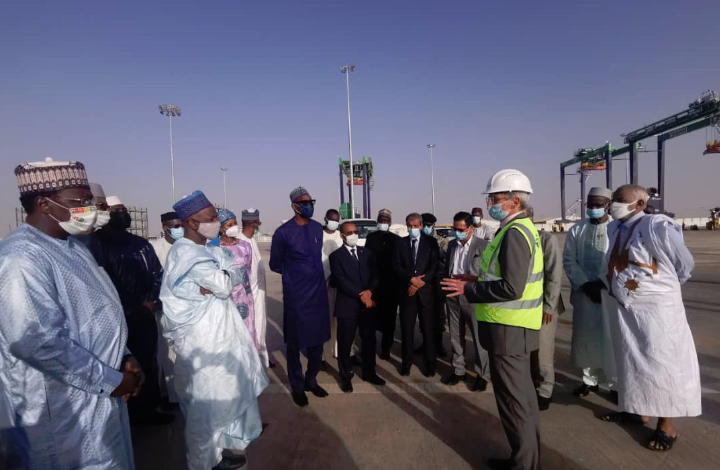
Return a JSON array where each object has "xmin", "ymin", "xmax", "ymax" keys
[{"xmin": 475, "ymin": 217, "xmax": 544, "ymax": 330}]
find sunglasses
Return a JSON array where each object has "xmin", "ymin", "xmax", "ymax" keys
[{"xmin": 295, "ymin": 200, "xmax": 316, "ymax": 207}]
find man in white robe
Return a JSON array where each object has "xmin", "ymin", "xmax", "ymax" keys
[
  {"xmin": 0, "ymin": 160, "xmax": 141, "ymax": 470},
  {"xmin": 601, "ymin": 184, "xmax": 700, "ymax": 452},
  {"xmin": 563, "ymin": 187, "xmax": 616, "ymax": 398},
  {"xmin": 161, "ymin": 191, "xmax": 268, "ymax": 470},
  {"xmin": 238, "ymin": 208, "xmax": 272, "ymax": 368}
]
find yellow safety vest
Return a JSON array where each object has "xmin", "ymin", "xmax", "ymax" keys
[{"xmin": 475, "ymin": 217, "xmax": 544, "ymax": 330}]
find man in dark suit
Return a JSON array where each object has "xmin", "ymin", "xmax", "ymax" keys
[
  {"xmin": 392, "ymin": 212, "xmax": 439, "ymax": 377},
  {"xmin": 330, "ymin": 222, "xmax": 387, "ymax": 393},
  {"xmin": 442, "ymin": 211, "xmax": 491, "ymax": 392},
  {"xmin": 365, "ymin": 208, "xmax": 400, "ymax": 360}
]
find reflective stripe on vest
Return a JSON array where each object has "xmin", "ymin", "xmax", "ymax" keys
[{"xmin": 475, "ymin": 217, "xmax": 544, "ymax": 330}]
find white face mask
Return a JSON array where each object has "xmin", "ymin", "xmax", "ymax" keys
[
  {"xmin": 472, "ymin": 216, "xmax": 482, "ymax": 225},
  {"xmin": 94, "ymin": 210, "xmax": 111, "ymax": 228},
  {"xmin": 326, "ymin": 220, "xmax": 339, "ymax": 231},
  {"xmin": 47, "ymin": 199, "xmax": 98, "ymax": 235},
  {"xmin": 609, "ymin": 201, "xmax": 638, "ymax": 221},
  {"xmin": 198, "ymin": 221, "xmax": 221, "ymax": 240},
  {"xmin": 344, "ymin": 234, "xmax": 359, "ymax": 247},
  {"xmin": 225, "ymin": 225, "xmax": 242, "ymax": 238},
  {"xmin": 377, "ymin": 223, "xmax": 389, "ymax": 232}
]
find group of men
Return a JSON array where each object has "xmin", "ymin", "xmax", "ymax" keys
[
  {"xmin": 0, "ymin": 159, "xmax": 268, "ymax": 470},
  {"xmin": 0, "ymin": 159, "xmax": 703, "ymax": 470}
]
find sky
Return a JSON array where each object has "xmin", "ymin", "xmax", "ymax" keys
[{"xmin": 1, "ymin": 0, "xmax": 719, "ymax": 236}]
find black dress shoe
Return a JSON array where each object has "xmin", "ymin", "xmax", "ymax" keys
[
  {"xmin": 573, "ymin": 383, "xmax": 599, "ymax": 397},
  {"xmin": 400, "ymin": 365, "xmax": 412, "ymax": 376},
  {"xmin": 472, "ymin": 376, "xmax": 488, "ymax": 392},
  {"xmin": 340, "ymin": 380, "xmax": 353, "ymax": 393},
  {"xmin": 362, "ymin": 374, "xmax": 386, "ymax": 386},
  {"xmin": 212, "ymin": 454, "xmax": 247, "ymax": 470},
  {"xmin": 422, "ymin": 366, "xmax": 436, "ymax": 378},
  {"xmin": 292, "ymin": 392, "xmax": 309, "ymax": 407},
  {"xmin": 537, "ymin": 395, "xmax": 552, "ymax": 411},
  {"xmin": 487, "ymin": 458, "xmax": 512, "ymax": 470},
  {"xmin": 441, "ymin": 373, "xmax": 465, "ymax": 385},
  {"xmin": 305, "ymin": 384, "xmax": 329, "ymax": 398}
]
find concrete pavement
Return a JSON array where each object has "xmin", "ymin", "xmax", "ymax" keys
[{"xmin": 132, "ymin": 231, "xmax": 720, "ymax": 469}]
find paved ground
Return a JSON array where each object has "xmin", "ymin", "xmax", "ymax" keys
[{"xmin": 132, "ymin": 231, "xmax": 720, "ymax": 469}]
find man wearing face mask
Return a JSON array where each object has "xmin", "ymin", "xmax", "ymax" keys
[
  {"xmin": 321, "ymin": 208, "xmax": 346, "ymax": 363},
  {"xmin": 270, "ymin": 187, "xmax": 331, "ymax": 407},
  {"xmin": 161, "ymin": 191, "xmax": 267, "ymax": 470},
  {"xmin": 0, "ymin": 159, "xmax": 141, "ymax": 469},
  {"xmin": 415, "ymin": 212, "xmax": 449, "ymax": 358},
  {"xmin": 599, "ymin": 184, "xmax": 699, "ymax": 453},
  {"xmin": 89, "ymin": 196, "xmax": 170, "ymax": 426},
  {"xmin": 150, "ymin": 211, "xmax": 184, "ymax": 269},
  {"xmin": 441, "ymin": 169, "xmax": 543, "ymax": 470},
  {"xmin": 239, "ymin": 208, "xmax": 272, "ymax": 369},
  {"xmin": 329, "ymin": 222, "xmax": 386, "ymax": 392},
  {"xmin": 472, "ymin": 207, "xmax": 495, "ymax": 241},
  {"xmin": 442, "ymin": 211, "xmax": 491, "ymax": 392},
  {"xmin": 365, "ymin": 208, "xmax": 401, "ymax": 359},
  {"xmin": 562, "ymin": 187, "xmax": 617, "ymax": 400},
  {"xmin": 149, "ymin": 211, "xmax": 184, "ymax": 410},
  {"xmin": 393, "ymin": 213, "xmax": 439, "ymax": 377}
]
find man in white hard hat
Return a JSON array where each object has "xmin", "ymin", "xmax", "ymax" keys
[{"xmin": 442, "ymin": 169, "xmax": 543, "ymax": 470}]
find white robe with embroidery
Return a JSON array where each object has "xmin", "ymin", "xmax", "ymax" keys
[{"xmin": 603, "ymin": 214, "xmax": 700, "ymax": 417}]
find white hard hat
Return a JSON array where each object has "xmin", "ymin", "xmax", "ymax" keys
[{"xmin": 484, "ymin": 169, "xmax": 533, "ymax": 194}]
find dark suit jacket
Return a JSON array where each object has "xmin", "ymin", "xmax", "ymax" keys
[
  {"xmin": 329, "ymin": 245, "xmax": 379, "ymax": 318},
  {"xmin": 392, "ymin": 234, "xmax": 439, "ymax": 304}
]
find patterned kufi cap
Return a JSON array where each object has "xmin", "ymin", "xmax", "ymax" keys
[
  {"xmin": 173, "ymin": 190, "xmax": 213, "ymax": 221},
  {"xmin": 289, "ymin": 186, "xmax": 309, "ymax": 202},
  {"xmin": 378, "ymin": 208, "xmax": 392, "ymax": 218},
  {"xmin": 242, "ymin": 208, "xmax": 260, "ymax": 221},
  {"xmin": 14, "ymin": 158, "xmax": 90, "ymax": 196}
]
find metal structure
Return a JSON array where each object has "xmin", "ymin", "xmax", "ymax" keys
[
  {"xmin": 560, "ymin": 90, "xmax": 720, "ymax": 221},
  {"xmin": 15, "ymin": 207, "xmax": 26, "ymax": 227},
  {"xmin": 128, "ymin": 206, "xmax": 149, "ymax": 239},
  {"xmin": 159, "ymin": 103, "xmax": 181, "ymax": 205},
  {"xmin": 338, "ymin": 156, "xmax": 374, "ymax": 218},
  {"xmin": 220, "ymin": 167, "xmax": 228, "ymax": 209},
  {"xmin": 340, "ymin": 64, "xmax": 356, "ymax": 218},
  {"xmin": 427, "ymin": 144, "xmax": 436, "ymax": 214}
]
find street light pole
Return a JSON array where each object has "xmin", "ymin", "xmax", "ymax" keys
[
  {"xmin": 427, "ymin": 144, "xmax": 436, "ymax": 214},
  {"xmin": 220, "ymin": 167, "xmax": 228, "ymax": 209},
  {"xmin": 341, "ymin": 64, "xmax": 356, "ymax": 217},
  {"xmin": 159, "ymin": 104, "xmax": 181, "ymax": 204}
]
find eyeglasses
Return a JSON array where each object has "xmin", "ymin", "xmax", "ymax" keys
[
  {"xmin": 54, "ymin": 196, "xmax": 94, "ymax": 207},
  {"xmin": 295, "ymin": 200, "xmax": 316, "ymax": 207},
  {"xmin": 343, "ymin": 230, "xmax": 358, "ymax": 235},
  {"xmin": 486, "ymin": 196, "xmax": 508, "ymax": 205}
]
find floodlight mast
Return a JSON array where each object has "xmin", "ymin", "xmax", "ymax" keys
[
  {"xmin": 427, "ymin": 144, "xmax": 436, "ymax": 214},
  {"xmin": 159, "ymin": 104, "xmax": 181, "ymax": 204},
  {"xmin": 341, "ymin": 65, "xmax": 356, "ymax": 217}
]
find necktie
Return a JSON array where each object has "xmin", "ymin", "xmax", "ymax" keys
[
  {"xmin": 351, "ymin": 247, "xmax": 359, "ymax": 262},
  {"xmin": 411, "ymin": 239, "xmax": 418, "ymax": 263}
]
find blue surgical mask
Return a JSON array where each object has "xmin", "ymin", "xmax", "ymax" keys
[
  {"xmin": 170, "ymin": 227, "xmax": 185, "ymax": 240},
  {"xmin": 587, "ymin": 208, "xmax": 606, "ymax": 219},
  {"xmin": 454, "ymin": 230, "xmax": 468, "ymax": 241},
  {"xmin": 408, "ymin": 228, "xmax": 420, "ymax": 239},
  {"xmin": 422, "ymin": 226, "xmax": 433, "ymax": 236},
  {"xmin": 295, "ymin": 202, "xmax": 314, "ymax": 219},
  {"xmin": 254, "ymin": 228, "xmax": 260, "ymax": 236},
  {"xmin": 488, "ymin": 203, "xmax": 509, "ymax": 221}
]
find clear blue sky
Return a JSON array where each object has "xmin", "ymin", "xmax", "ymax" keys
[{"xmin": 1, "ymin": 0, "xmax": 719, "ymax": 236}]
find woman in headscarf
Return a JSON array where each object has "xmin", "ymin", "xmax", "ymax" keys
[{"xmin": 217, "ymin": 209, "xmax": 259, "ymax": 352}]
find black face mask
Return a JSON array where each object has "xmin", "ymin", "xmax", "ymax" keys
[{"xmin": 109, "ymin": 212, "xmax": 132, "ymax": 230}]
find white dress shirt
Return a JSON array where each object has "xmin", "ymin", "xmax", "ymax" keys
[{"xmin": 452, "ymin": 240, "xmax": 472, "ymax": 276}]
